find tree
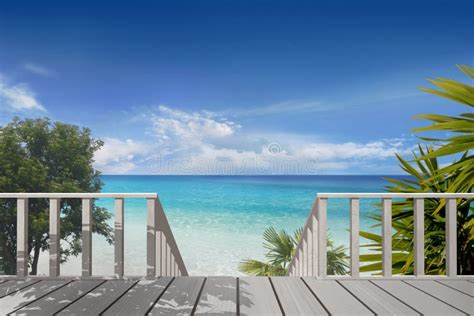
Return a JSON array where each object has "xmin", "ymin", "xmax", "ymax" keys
[
  {"xmin": 238, "ymin": 227, "xmax": 349, "ymax": 276},
  {"xmin": 360, "ymin": 65, "xmax": 473, "ymax": 275},
  {"xmin": 0, "ymin": 118, "xmax": 113, "ymax": 275}
]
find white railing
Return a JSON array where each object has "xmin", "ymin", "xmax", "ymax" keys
[
  {"xmin": 287, "ymin": 193, "xmax": 474, "ymax": 278},
  {"xmin": 0, "ymin": 193, "xmax": 188, "ymax": 278}
]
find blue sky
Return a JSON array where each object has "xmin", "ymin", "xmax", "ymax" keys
[{"xmin": 0, "ymin": 0, "xmax": 472, "ymax": 174}]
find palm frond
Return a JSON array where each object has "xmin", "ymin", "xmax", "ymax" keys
[
  {"xmin": 240, "ymin": 227, "xmax": 349, "ymax": 276},
  {"xmin": 238, "ymin": 259, "xmax": 286, "ymax": 276}
]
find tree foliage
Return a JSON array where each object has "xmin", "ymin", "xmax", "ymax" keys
[{"xmin": 0, "ymin": 118, "xmax": 113, "ymax": 275}]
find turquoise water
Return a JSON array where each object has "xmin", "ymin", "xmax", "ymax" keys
[{"xmin": 44, "ymin": 175, "xmax": 403, "ymax": 276}]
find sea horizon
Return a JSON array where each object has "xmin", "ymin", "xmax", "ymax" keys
[{"xmin": 100, "ymin": 174, "xmax": 408, "ymax": 177}]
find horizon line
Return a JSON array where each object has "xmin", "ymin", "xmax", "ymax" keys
[{"xmin": 100, "ymin": 174, "xmax": 408, "ymax": 176}]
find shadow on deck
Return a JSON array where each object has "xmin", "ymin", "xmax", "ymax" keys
[{"xmin": 0, "ymin": 277, "xmax": 472, "ymax": 315}]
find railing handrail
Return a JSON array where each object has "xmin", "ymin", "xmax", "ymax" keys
[
  {"xmin": 0, "ymin": 193, "xmax": 157, "ymax": 198},
  {"xmin": 288, "ymin": 192, "xmax": 473, "ymax": 278},
  {"xmin": 1, "ymin": 192, "xmax": 187, "ymax": 278}
]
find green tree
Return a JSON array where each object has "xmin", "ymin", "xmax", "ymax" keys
[
  {"xmin": 0, "ymin": 118, "xmax": 113, "ymax": 275},
  {"xmin": 360, "ymin": 65, "xmax": 473, "ymax": 275},
  {"xmin": 239, "ymin": 227, "xmax": 349, "ymax": 276}
]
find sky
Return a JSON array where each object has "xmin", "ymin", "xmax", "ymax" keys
[{"xmin": 0, "ymin": 0, "xmax": 473, "ymax": 175}]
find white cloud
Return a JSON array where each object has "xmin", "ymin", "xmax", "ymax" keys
[
  {"xmin": 125, "ymin": 105, "xmax": 413, "ymax": 175},
  {"xmin": 151, "ymin": 105, "xmax": 240, "ymax": 143},
  {"xmin": 0, "ymin": 76, "xmax": 46, "ymax": 112},
  {"xmin": 23, "ymin": 63, "xmax": 54, "ymax": 77},
  {"xmin": 297, "ymin": 141, "xmax": 407, "ymax": 161},
  {"xmin": 94, "ymin": 138, "xmax": 149, "ymax": 174},
  {"xmin": 144, "ymin": 137, "xmax": 408, "ymax": 175},
  {"xmin": 228, "ymin": 100, "xmax": 328, "ymax": 117}
]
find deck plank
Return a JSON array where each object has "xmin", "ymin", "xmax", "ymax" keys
[
  {"xmin": 0, "ymin": 277, "xmax": 471, "ymax": 315},
  {"xmin": 194, "ymin": 276, "xmax": 236, "ymax": 315},
  {"xmin": 149, "ymin": 276, "xmax": 205, "ymax": 315},
  {"xmin": 271, "ymin": 277, "xmax": 328, "ymax": 315},
  {"xmin": 0, "ymin": 280, "xmax": 40, "ymax": 298},
  {"xmin": 437, "ymin": 280, "xmax": 474, "ymax": 297},
  {"xmin": 57, "ymin": 280, "xmax": 137, "ymax": 315},
  {"xmin": 0, "ymin": 280, "xmax": 68, "ymax": 314},
  {"xmin": 340, "ymin": 280, "xmax": 418, "ymax": 315},
  {"xmin": 12, "ymin": 280, "xmax": 103, "ymax": 315},
  {"xmin": 371, "ymin": 280, "xmax": 465, "ymax": 315},
  {"xmin": 405, "ymin": 280, "xmax": 474, "ymax": 314},
  {"xmin": 239, "ymin": 277, "xmax": 282, "ymax": 316},
  {"xmin": 303, "ymin": 278, "xmax": 373, "ymax": 315},
  {"xmin": 103, "ymin": 278, "xmax": 173, "ymax": 316}
]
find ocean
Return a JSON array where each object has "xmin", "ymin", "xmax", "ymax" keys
[{"xmin": 38, "ymin": 175, "xmax": 405, "ymax": 276}]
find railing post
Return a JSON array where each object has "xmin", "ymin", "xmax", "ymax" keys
[
  {"xmin": 302, "ymin": 237, "xmax": 307, "ymax": 276},
  {"xmin": 114, "ymin": 198, "xmax": 124, "ymax": 278},
  {"xmin": 160, "ymin": 234, "xmax": 167, "ymax": 276},
  {"xmin": 350, "ymin": 198, "xmax": 360, "ymax": 277},
  {"xmin": 446, "ymin": 198, "xmax": 457, "ymax": 277},
  {"xmin": 155, "ymin": 200, "xmax": 161, "ymax": 276},
  {"xmin": 311, "ymin": 205, "xmax": 318, "ymax": 276},
  {"xmin": 295, "ymin": 252, "xmax": 300, "ymax": 275},
  {"xmin": 172, "ymin": 256, "xmax": 176, "ymax": 276},
  {"xmin": 147, "ymin": 198, "xmax": 157, "ymax": 277},
  {"xmin": 307, "ymin": 212, "xmax": 314, "ymax": 276},
  {"xmin": 49, "ymin": 198, "xmax": 61, "ymax": 277},
  {"xmin": 318, "ymin": 198, "xmax": 327, "ymax": 278},
  {"xmin": 17, "ymin": 198, "xmax": 28, "ymax": 277},
  {"xmin": 299, "ymin": 246, "xmax": 303, "ymax": 275},
  {"xmin": 305, "ymin": 227, "xmax": 311, "ymax": 276},
  {"xmin": 156, "ymin": 230, "xmax": 163, "ymax": 276},
  {"xmin": 303, "ymin": 231, "xmax": 311, "ymax": 276},
  {"xmin": 167, "ymin": 243, "xmax": 172, "ymax": 276},
  {"xmin": 82, "ymin": 198, "xmax": 93, "ymax": 277},
  {"xmin": 382, "ymin": 198, "xmax": 392, "ymax": 277},
  {"xmin": 414, "ymin": 198, "xmax": 424, "ymax": 276}
]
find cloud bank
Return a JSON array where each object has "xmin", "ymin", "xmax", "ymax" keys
[{"xmin": 95, "ymin": 105, "xmax": 412, "ymax": 174}]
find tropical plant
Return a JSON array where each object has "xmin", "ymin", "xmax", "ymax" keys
[
  {"xmin": 239, "ymin": 227, "xmax": 349, "ymax": 276},
  {"xmin": 360, "ymin": 65, "xmax": 473, "ymax": 275},
  {"xmin": 360, "ymin": 146, "xmax": 473, "ymax": 275},
  {"xmin": 0, "ymin": 118, "xmax": 113, "ymax": 275},
  {"xmin": 413, "ymin": 64, "xmax": 473, "ymax": 189},
  {"xmin": 326, "ymin": 238, "xmax": 350, "ymax": 275}
]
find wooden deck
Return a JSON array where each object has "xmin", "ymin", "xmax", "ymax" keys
[{"xmin": 0, "ymin": 277, "xmax": 472, "ymax": 315}]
